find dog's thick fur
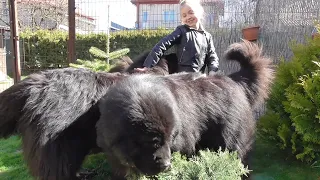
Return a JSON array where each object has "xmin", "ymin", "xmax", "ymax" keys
[
  {"xmin": 0, "ymin": 53, "xmax": 176, "ymax": 180},
  {"xmin": 96, "ymin": 40, "xmax": 274, "ymax": 179},
  {"xmin": 0, "ymin": 68, "xmax": 125, "ymax": 180},
  {"xmin": 108, "ymin": 51, "xmax": 178, "ymax": 74}
]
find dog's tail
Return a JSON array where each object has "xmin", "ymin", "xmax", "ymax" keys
[
  {"xmin": 0, "ymin": 81, "xmax": 30, "ymax": 138},
  {"xmin": 225, "ymin": 40, "xmax": 275, "ymax": 107}
]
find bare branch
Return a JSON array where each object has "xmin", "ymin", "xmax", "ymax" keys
[
  {"xmin": 17, "ymin": 0, "xmax": 68, "ymax": 30},
  {"xmin": 0, "ymin": 18, "xmax": 9, "ymax": 26}
]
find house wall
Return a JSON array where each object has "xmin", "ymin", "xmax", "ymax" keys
[
  {"xmin": 75, "ymin": 17, "xmax": 96, "ymax": 32},
  {"xmin": 138, "ymin": 4, "xmax": 180, "ymax": 29},
  {"xmin": 137, "ymin": 3, "xmax": 222, "ymax": 29},
  {"xmin": 16, "ymin": 3, "xmax": 95, "ymax": 32},
  {"xmin": 17, "ymin": 3, "xmax": 66, "ymax": 30},
  {"xmin": 59, "ymin": 16, "xmax": 96, "ymax": 33},
  {"xmin": 202, "ymin": 4, "xmax": 222, "ymax": 28}
]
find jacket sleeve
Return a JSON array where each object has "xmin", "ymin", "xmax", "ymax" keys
[
  {"xmin": 205, "ymin": 33, "xmax": 219, "ymax": 72},
  {"xmin": 143, "ymin": 26, "xmax": 183, "ymax": 68}
]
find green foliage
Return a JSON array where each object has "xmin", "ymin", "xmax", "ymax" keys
[
  {"xmin": 20, "ymin": 29, "xmax": 172, "ymax": 73},
  {"xmin": 69, "ymin": 48, "xmax": 131, "ymax": 72},
  {"xmin": 108, "ymin": 48, "xmax": 130, "ymax": 61},
  {"xmin": 258, "ymin": 37, "xmax": 320, "ymax": 163},
  {"xmin": 145, "ymin": 149, "xmax": 250, "ymax": 180},
  {"xmin": 82, "ymin": 149, "xmax": 249, "ymax": 180},
  {"xmin": 69, "ymin": 59, "xmax": 111, "ymax": 72},
  {"xmin": 20, "ymin": 29, "xmax": 69, "ymax": 70},
  {"xmin": 109, "ymin": 29, "xmax": 172, "ymax": 58},
  {"xmin": 89, "ymin": 47, "xmax": 130, "ymax": 63},
  {"xmin": 89, "ymin": 47, "xmax": 109, "ymax": 59},
  {"xmin": 2, "ymin": 136, "xmax": 320, "ymax": 180},
  {"xmin": 0, "ymin": 136, "xmax": 33, "ymax": 180}
]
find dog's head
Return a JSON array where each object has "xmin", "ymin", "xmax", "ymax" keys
[
  {"xmin": 108, "ymin": 98, "xmax": 175, "ymax": 176},
  {"xmin": 128, "ymin": 126, "xmax": 172, "ymax": 176},
  {"xmin": 97, "ymin": 74, "xmax": 178, "ymax": 176},
  {"xmin": 108, "ymin": 118, "xmax": 173, "ymax": 176}
]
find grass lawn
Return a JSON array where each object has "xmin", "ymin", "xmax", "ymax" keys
[
  {"xmin": 251, "ymin": 137, "xmax": 320, "ymax": 180},
  {"xmin": 0, "ymin": 136, "xmax": 32, "ymax": 180},
  {"xmin": 0, "ymin": 135, "xmax": 319, "ymax": 180}
]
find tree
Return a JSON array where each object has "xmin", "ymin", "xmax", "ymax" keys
[
  {"xmin": 221, "ymin": 0, "xmax": 257, "ymax": 27},
  {"xmin": 0, "ymin": 0, "xmax": 10, "ymax": 27},
  {"xmin": 17, "ymin": 0, "xmax": 68, "ymax": 31}
]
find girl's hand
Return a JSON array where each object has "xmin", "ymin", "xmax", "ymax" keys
[{"xmin": 134, "ymin": 67, "xmax": 149, "ymax": 72}]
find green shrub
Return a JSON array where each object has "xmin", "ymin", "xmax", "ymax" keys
[
  {"xmin": 109, "ymin": 29, "xmax": 173, "ymax": 58},
  {"xmin": 69, "ymin": 59, "xmax": 111, "ymax": 72},
  {"xmin": 89, "ymin": 47, "xmax": 130, "ymax": 62},
  {"xmin": 20, "ymin": 29, "xmax": 172, "ymax": 71},
  {"xmin": 20, "ymin": 29, "xmax": 69, "ymax": 68},
  {"xmin": 82, "ymin": 149, "xmax": 249, "ymax": 180},
  {"xmin": 258, "ymin": 37, "xmax": 320, "ymax": 163},
  {"xmin": 69, "ymin": 47, "xmax": 131, "ymax": 72},
  {"xmin": 147, "ymin": 149, "xmax": 249, "ymax": 180}
]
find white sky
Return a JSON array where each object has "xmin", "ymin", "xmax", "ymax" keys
[{"xmin": 76, "ymin": 0, "xmax": 137, "ymax": 32}]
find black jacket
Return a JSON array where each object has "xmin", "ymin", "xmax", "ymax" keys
[{"xmin": 143, "ymin": 24, "xmax": 219, "ymax": 73}]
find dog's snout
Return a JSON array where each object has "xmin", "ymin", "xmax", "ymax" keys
[
  {"xmin": 156, "ymin": 157, "xmax": 171, "ymax": 171},
  {"xmin": 161, "ymin": 160, "xmax": 171, "ymax": 171}
]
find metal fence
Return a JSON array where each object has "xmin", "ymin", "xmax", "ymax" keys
[{"xmin": 0, "ymin": 0, "xmax": 319, "ymax": 96}]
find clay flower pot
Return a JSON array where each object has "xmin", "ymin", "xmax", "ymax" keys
[{"xmin": 242, "ymin": 25, "xmax": 260, "ymax": 41}]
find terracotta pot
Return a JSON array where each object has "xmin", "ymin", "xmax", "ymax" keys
[{"xmin": 242, "ymin": 26, "xmax": 260, "ymax": 41}]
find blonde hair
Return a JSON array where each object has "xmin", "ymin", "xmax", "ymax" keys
[{"xmin": 180, "ymin": 0, "xmax": 205, "ymax": 22}]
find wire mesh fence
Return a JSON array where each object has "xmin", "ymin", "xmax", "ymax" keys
[
  {"xmin": 0, "ymin": 0, "xmax": 319, "ymax": 94},
  {"xmin": 7, "ymin": 0, "xmax": 320, "ymax": 73}
]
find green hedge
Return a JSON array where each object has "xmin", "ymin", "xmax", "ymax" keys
[
  {"xmin": 20, "ymin": 29, "xmax": 172, "ymax": 71},
  {"xmin": 258, "ymin": 37, "xmax": 320, "ymax": 163}
]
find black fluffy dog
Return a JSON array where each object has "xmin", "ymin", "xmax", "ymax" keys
[
  {"xmin": 0, "ymin": 53, "xmax": 177, "ymax": 180},
  {"xmin": 96, "ymin": 40, "xmax": 275, "ymax": 179}
]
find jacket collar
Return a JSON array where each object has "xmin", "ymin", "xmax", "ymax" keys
[{"xmin": 184, "ymin": 24, "xmax": 205, "ymax": 32}]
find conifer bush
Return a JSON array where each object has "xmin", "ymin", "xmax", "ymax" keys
[
  {"xmin": 83, "ymin": 149, "xmax": 249, "ymax": 180},
  {"xmin": 258, "ymin": 37, "xmax": 320, "ymax": 163},
  {"xmin": 149, "ymin": 149, "xmax": 249, "ymax": 180}
]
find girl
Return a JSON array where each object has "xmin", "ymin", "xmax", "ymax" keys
[{"xmin": 135, "ymin": 0, "xmax": 219, "ymax": 74}]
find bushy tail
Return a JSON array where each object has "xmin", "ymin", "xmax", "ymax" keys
[
  {"xmin": 0, "ymin": 82, "xmax": 30, "ymax": 138},
  {"xmin": 225, "ymin": 40, "xmax": 275, "ymax": 107}
]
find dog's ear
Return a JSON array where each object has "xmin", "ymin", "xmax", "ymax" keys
[
  {"xmin": 108, "ymin": 61, "xmax": 130, "ymax": 73},
  {"xmin": 121, "ymin": 56, "xmax": 133, "ymax": 65},
  {"xmin": 108, "ymin": 56, "xmax": 134, "ymax": 73}
]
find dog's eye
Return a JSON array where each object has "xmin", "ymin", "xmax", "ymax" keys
[
  {"xmin": 152, "ymin": 137, "xmax": 161, "ymax": 144},
  {"xmin": 153, "ymin": 143, "xmax": 161, "ymax": 149}
]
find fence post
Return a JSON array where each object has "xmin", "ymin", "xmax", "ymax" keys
[
  {"xmin": 106, "ymin": 4, "xmax": 110, "ymax": 65},
  {"xmin": 68, "ymin": 0, "xmax": 76, "ymax": 64},
  {"xmin": 8, "ymin": 0, "xmax": 20, "ymax": 83}
]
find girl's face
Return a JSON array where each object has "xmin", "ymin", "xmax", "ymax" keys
[{"xmin": 180, "ymin": 4, "xmax": 199, "ymax": 29}]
